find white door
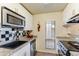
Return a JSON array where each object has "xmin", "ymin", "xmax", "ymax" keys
[{"xmin": 45, "ymin": 21, "xmax": 55, "ymax": 49}]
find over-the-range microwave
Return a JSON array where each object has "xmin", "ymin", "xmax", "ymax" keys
[{"xmin": 1, "ymin": 7, "xmax": 25, "ymax": 28}]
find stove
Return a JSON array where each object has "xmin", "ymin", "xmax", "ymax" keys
[{"xmin": 58, "ymin": 41, "xmax": 79, "ymax": 56}]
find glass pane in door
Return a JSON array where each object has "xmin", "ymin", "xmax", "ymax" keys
[{"xmin": 45, "ymin": 21, "xmax": 55, "ymax": 49}]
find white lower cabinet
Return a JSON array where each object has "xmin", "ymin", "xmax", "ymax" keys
[
  {"xmin": 25, "ymin": 43, "xmax": 30, "ymax": 56},
  {"xmin": 11, "ymin": 43, "xmax": 30, "ymax": 56}
]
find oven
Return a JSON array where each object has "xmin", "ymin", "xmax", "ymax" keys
[
  {"xmin": 58, "ymin": 41, "xmax": 70, "ymax": 56},
  {"xmin": 58, "ymin": 41, "xmax": 79, "ymax": 56}
]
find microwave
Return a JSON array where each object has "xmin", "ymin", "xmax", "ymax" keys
[{"xmin": 1, "ymin": 7, "xmax": 25, "ymax": 28}]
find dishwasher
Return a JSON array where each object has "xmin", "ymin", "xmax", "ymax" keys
[{"xmin": 30, "ymin": 39, "xmax": 36, "ymax": 56}]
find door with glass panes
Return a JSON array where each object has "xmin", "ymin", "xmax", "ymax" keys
[{"xmin": 45, "ymin": 21, "xmax": 55, "ymax": 49}]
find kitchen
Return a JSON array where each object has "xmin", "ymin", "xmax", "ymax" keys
[{"xmin": 0, "ymin": 3, "xmax": 79, "ymax": 56}]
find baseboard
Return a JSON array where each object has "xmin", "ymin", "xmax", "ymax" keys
[
  {"xmin": 36, "ymin": 51, "xmax": 58, "ymax": 56},
  {"xmin": 36, "ymin": 49, "xmax": 58, "ymax": 54},
  {"xmin": 36, "ymin": 51, "xmax": 57, "ymax": 54}
]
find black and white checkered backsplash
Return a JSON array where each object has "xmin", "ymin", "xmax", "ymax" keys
[
  {"xmin": 0, "ymin": 28, "xmax": 23, "ymax": 42},
  {"xmin": 1, "ymin": 31, "xmax": 12, "ymax": 41}
]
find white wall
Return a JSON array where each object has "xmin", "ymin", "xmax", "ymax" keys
[{"xmin": 0, "ymin": 3, "xmax": 33, "ymax": 30}]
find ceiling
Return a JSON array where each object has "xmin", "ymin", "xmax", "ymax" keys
[{"xmin": 22, "ymin": 3, "xmax": 67, "ymax": 15}]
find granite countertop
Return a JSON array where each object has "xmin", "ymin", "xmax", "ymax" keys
[
  {"xmin": 56, "ymin": 36, "xmax": 75, "ymax": 41},
  {"xmin": 0, "ymin": 36, "xmax": 36, "ymax": 56},
  {"xmin": 56, "ymin": 36, "xmax": 71, "ymax": 39},
  {"xmin": 60, "ymin": 41, "xmax": 79, "ymax": 52},
  {"xmin": 19, "ymin": 36, "xmax": 36, "ymax": 42}
]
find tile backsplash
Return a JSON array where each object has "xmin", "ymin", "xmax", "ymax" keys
[{"xmin": 0, "ymin": 27, "xmax": 24, "ymax": 45}]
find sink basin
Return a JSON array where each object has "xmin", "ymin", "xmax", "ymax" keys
[{"xmin": 0, "ymin": 41, "xmax": 27, "ymax": 49}]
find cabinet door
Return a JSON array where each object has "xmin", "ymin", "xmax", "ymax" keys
[
  {"xmin": 11, "ymin": 46, "xmax": 26, "ymax": 56},
  {"xmin": 11, "ymin": 43, "xmax": 30, "ymax": 56},
  {"xmin": 72, "ymin": 4, "xmax": 79, "ymax": 15},
  {"xmin": 63, "ymin": 4, "xmax": 79, "ymax": 23},
  {"xmin": 25, "ymin": 43, "xmax": 30, "ymax": 56},
  {"xmin": 63, "ymin": 4, "xmax": 74, "ymax": 23}
]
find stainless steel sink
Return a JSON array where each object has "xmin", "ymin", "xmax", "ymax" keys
[{"xmin": 0, "ymin": 41, "xmax": 27, "ymax": 49}]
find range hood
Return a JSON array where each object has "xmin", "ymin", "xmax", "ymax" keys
[{"xmin": 67, "ymin": 14, "xmax": 79, "ymax": 23}]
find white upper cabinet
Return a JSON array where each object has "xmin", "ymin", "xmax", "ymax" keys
[
  {"xmin": 63, "ymin": 3, "xmax": 79, "ymax": 24},
  {"xmin": 63, "ymin": 4, "xmax": 74, "ymax": 24},
  {"xmin": 72, "ymin": 3, "xmax": 79, "ymax": 15},
  {"xmin": 0, "ymin": 3, "xmax": 33, "ymax": 30},
  {"xmin": 24, "ymin": 13, "xmax": 33, "ymax": 30}
]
